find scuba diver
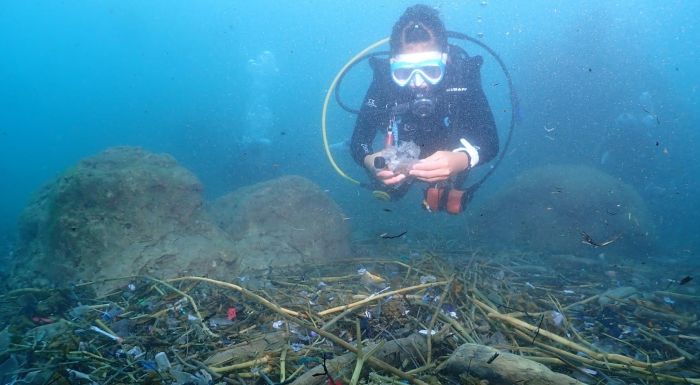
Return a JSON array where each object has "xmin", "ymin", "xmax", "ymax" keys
[{"xmin": 350, "ymin": 4, "xmax": 499, "ymax": 214}]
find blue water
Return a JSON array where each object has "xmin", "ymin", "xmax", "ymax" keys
[{"xmin": 1, "ymin": 1, "xmax": 698, "ymax": 259}]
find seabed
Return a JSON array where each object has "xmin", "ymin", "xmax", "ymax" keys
[{"xmin": 1, "ymin": 249, "xmax": 698, "ymax": 385}]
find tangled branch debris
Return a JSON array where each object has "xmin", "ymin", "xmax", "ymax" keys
[{"xmin": 1, "ymin": 253, "xmax": 698, "ymax": 385}]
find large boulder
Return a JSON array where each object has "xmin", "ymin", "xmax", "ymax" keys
[
  {"xmin": 209, "ymin": 176, "xmax": 351, "ymax": 272},
  {"xmin": 13, "ymin": 147, "xmax": 240, "ymax": 289},
  {"xmin": 471, "ymin": 164, "xmax": 656, "ymax": 257}
]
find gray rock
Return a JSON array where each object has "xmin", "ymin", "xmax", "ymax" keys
[
  {"xmin": 11, "ymin": 147, "xmax": 351, "ymax": 292},
  {"xmin": 471, "ymin": 164, "xmax": 657, "ymax": 258},
  {"xmin": 12, "ymin": 146, "xmax": 239, "ymax": 291},
  {"xmin": 210, "ymin": 175, "xmax": 351, "ymax": 272}
]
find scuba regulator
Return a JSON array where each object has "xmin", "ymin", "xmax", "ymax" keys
[{"xmin": 411, "ymin": 93, "xmax": 437, "ymax": 118}]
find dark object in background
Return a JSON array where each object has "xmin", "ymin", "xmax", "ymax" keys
[
  {"xmin": 379, "ymin": 231, "xmax": 407, "ymax": 239},
  {"xmin": 679, "ymin": 276, "xmax": 693, "ymax": 285},
  {"xmin": 598, "ymin": 307, "xmax": 623, "ymax": 337},
  {"xmin": 374, "ymin": 156, "xmax": 387, "ymax": 169},
  {"xmin": 359, "ymin": 315, "xmax": 373, "ymax": 338}
]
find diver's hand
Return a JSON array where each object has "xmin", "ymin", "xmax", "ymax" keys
[
  {"xmin": 409, "ymin": 151, "xmax": 469, "ymax": 183},
  {"xmin": 376, "ymin": 170, "xmax": 406, "ymax": 185},
  {"xmin": 363, "ymin": 153, "xmax": 406, "ymax": 185}
]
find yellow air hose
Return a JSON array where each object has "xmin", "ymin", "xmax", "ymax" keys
[{"xmin": 321, "ymin": 37, "xmax": 389, "ymax": 185}]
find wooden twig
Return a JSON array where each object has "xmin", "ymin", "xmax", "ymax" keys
[
  {"xmin": 318, "ymin": 281, "xmax": 448, "ymax": 317},
  {"xmin": 210, "ymin": 357, "xmax": 270, "ymax": 374},
  {"xmin": 638, "ymin": 327, "xmax": 696, "ymax": 361},
  {"xmin": 472, "ymin": 296, "xmax": 685, "ymax": 370},
  {"xmin": 426, "ymin": 277, "xmax": 453, "ymax": 364},
  {"xmin": 349, "ymin": 319, "xmax": 385, "ymax": 385},
  {"xmin": 168, "ymin": 276, "xmax": 303, "ymax": 318}
]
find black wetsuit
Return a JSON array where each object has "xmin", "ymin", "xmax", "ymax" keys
[{"xmin": 350, "ymin": 44, "xmax": 499, "ymax": 197}]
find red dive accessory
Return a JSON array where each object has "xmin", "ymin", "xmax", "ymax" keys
[
  {"xmin": 424, "ymin": 187, "xmax": 472, "ymax": 214},
  {"xmin": 446, "ymin": 189, "xmax": 466, "ymax": 215},
  {"xmin": 424, "ymin": 187, "xmax": 444, "ymax": 212},
  {"xmin": 384, "ymin": 129, "xmax": 394, "ymax": 148}
]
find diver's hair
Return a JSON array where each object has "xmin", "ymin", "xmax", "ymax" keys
[{"xmin": 390, "ymin": 4, "xmax": 447, "ymax": 55}]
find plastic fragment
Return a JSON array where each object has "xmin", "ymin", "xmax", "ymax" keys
[
  {"xmin": 141, "ymin": 360, "xmax": 158, "ymax": 371},
  {"xmin": 101, "ymin": 307, "xmax": 122, "ymax": 321},
  {"xmin": 443, "ymin": 304, "xmax": 458, "ymax": 319},
  {"xmin": 420, "ymin": 275, "xmax": 437, "ymax": 284},
  {"xmin": 89, "ymin": 325, "xmax": 123, "ymax": 343},
  {"xmin": 290, "ymin": 342, "xmax": 304, "ymax": 352},
  {"xmin": 358, "ymin": 269, "xmax": 386, "ymax": 286},
  {"xmin": 170, "ymin": 369, "xmax": 212, "ymax": 385},
  {"xmin": 369, "ymin": 286, "xmax": 390, "ymax": 297},
  {"xmin": 68, "ymin": 305, "xmax": 92, "ymax": 320},
  {"xmin": 66, "ymin": 368, "xmax": 93, "ymax": 381},
  {"xmin": 127, "ymin": 346, "xmax": 144, "ymax": 359},
  {"xmin": 154, "ymin": 351, "xmax": 171, "ymax": 371},
  {"xmin": 551, "ymin": 311, "xmax": 565, "ymax": 328},
  {"xmin": 209, "ymin": 317, "xmax": 234, "ymax": 328},
  {"xmin": 580, "ymin": 367, "xmax": 597, "ymax": 375}
]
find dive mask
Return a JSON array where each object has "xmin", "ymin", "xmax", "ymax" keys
[{"xmin": 390, "ymin": 51, "xmax": 447, "ymax": 87}]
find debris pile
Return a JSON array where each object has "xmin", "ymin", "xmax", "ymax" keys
[{"xmin": 1, "ymin": 253, "xmax": 698, "ymax": 385}]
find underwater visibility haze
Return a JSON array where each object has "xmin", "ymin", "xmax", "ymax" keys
[
  {"xmin": 2, "ymin": 1, "xmax": 698, "ymax": 258},
  {"xmin": 1, "ymin": 1, "xmax": 700, "ymax": 384}
]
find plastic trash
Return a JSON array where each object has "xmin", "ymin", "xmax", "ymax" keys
[
  {"xmin": 154, "ymin": 351, "xmax": 171, "ymax": 371},
  {"xmin": 383, "ymin": 141, "xmax": 421, "ymax": 176},
  {"xmin": 171, "ymin": 369, "xmax": 213, "ymax": 385},
  {"xmin": 290, "ymin": 342, "xmax": 304, "ymax": 352},
  {"xmin": 126, "ymin": 346, "xmax": 144, "ymax": 360},
  {"xmin": 419, "ymin": 275, "xmax": 437, "ymax": 284}
]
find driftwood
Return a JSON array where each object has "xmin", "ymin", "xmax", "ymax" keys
[
  {"xmin": 438, "ymin": 343, "xmax": 585, "ymax": 385},
  {"xmin": 289, "ymin": 332, "xmax": 586, "ymax": 385},
  {"xmin": 291, "ymin": 333, "xmax": 433, "ymax": 385},
  {"xmin": 204, "ymin": 331, "xmax": 289, "ymax": 366}
]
